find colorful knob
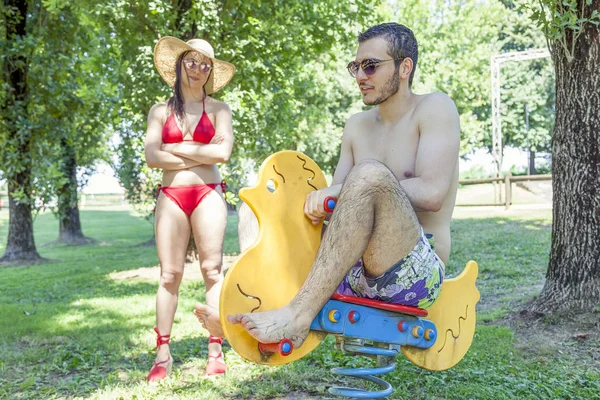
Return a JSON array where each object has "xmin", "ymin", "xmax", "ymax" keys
[
  {"xmin": 258, "ymin": 338, "xmax": 294, "ymax": 356},
  {"xmin": 412, "ymin": 326, "xmax": 423, "ymax": 338},
  {"xmin": 397, "ymin": 320, "xmax": 408, "ymax": 332},
  {"xmin": 328, "ymin": 309, "xmax": 341, "ymax": 323},
  {"xmin": 348, "ymin": 310, "xmax": 360, "ymax": 324},
  {"xmin": 324, "ymin": 196, "xmax": 337, "ymax": 212},
  {"xmin": 424, "ymin": 328, "xmax": 436, "ymax": 341},
  {"xmin": 280, "ymin": 340, "xmax": 293, "ymax": 355}
]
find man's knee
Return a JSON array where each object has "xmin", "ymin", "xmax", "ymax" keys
[{"xmin": 345, "ymin": 159, "xmax": 397, "ymax": 191}]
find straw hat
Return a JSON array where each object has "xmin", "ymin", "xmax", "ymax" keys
[{"xmin": 154, "ymin": 36, "xmax": 236, "ymax": 94}]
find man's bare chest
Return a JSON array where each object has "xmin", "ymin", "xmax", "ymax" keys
[{"xmin": 352, "ymin": 127, "xmax": 420, "ymax": 180}]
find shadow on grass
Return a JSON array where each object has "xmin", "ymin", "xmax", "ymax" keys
[
  {"xmin": 40, "ymin": 236, "xmax": 98, "ymax": 248},
  {"xmin": 11, "ymin": 211, "xmax": 598, "ymax": 400},
  {"xmin": 1, "ymin": 278, "xmax": 162, "ymax": 398},
  {"xmin": 0, "ymin": 209, "xmax": 243, "ymax": 398},
  {"xmin": 0, "ymin": 209, "xmax": 159, "ymax": 397}
]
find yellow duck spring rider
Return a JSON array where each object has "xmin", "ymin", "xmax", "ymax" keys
[{"xmin": 220, "ymin": 151, "xmax": 480, "ymax": 398}]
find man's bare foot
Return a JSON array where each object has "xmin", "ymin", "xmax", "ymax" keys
[
  {"xmin": 194, "ymin": 303, "xmax": 225, "ymax": 338},
  {"xmin": 227, "ymin": 306, "xmax": 311, "ymax": 348}
]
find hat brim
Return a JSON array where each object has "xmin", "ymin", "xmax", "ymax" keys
[{"xmin": 154, "ymin": 36, "xmax": 236, "ymax": 94}]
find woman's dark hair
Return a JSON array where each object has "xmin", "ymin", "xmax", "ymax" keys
[
  {"xmin": 358, "ymin": 23, "xmax": 418, "ymax": 87},
  {"xmin": 166, "ymin": 51, "xmax": 191, "ymax": 124}
]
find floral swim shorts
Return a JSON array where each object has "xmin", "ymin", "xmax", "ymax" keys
[{"xmin": 335, "ymin": 228, "xmax": 445, "ymax": 309}]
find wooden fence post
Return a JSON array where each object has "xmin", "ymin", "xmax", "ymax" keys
[{"xmin": 504, "ymin": 172, "xmax": 512, "ymax": 210}]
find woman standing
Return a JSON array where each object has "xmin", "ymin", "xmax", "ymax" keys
[{"xmin": 145, "ymin": 37, "xmax": 235, "ymax": 382}]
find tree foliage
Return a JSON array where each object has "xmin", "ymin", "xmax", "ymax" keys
[
  {"xmin": 383, "ymin": 0, "xmax": 504, "ymax": 156},
  {"xmin": 29, "ymin": 3, "xmax": 115, "ymax": 232},
  {"xmin": 532, "ymin": 0, "xmax": 600, "ymax": 61},
  {"xmin": 103, "ymin": 0, "xmax": 379, "ymax": 219},
  {"xmin": 497, "ymin": 0, "xmax": 555, "ymax": 158},
  {"xmin": 4, "ymin": 1, "xmax": 587, "ymax": 266},
  {"xmin": 383, "ymin": 0, "xmax": 555, "ymax": 165},
  {"xmin": 1, "ymin": 1, "xmax": 116, "ymax": 258}
]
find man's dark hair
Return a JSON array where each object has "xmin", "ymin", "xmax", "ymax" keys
[{"xmin": 358, "ymin": 23, "xmax": 418, "ymax": 87}]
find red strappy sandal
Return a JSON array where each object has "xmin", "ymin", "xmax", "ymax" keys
[
  {"xmin": 147, "ymin": 327, "xmax": 173, "ymax": 383},
  {"xmin": 206, "ymin": 335, "xmax": 226, "ymax": 376}
]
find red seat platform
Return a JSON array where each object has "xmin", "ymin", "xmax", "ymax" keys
[{"xmin": 331, "ymin": 293, "xmax": 428, "ymax": 317}]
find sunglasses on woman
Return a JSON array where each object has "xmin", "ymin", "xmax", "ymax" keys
[
  {"xmin": 347, "ymin": 58, "xmax": 404, "ymax": 78},
  {"xmin": 183, "ymin": 58, "xmax": 213, "ymax": 74}
]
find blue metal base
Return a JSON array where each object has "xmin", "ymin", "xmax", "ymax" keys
[
  {"xmin": 309, "ymin": 298, "xmax": 435, "ymax": 399},
  {"xmin": 310, "ymin": 299, "xmax": 436, "ymax": 348}
]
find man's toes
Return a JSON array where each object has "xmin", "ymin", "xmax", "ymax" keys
[
  {"xmin": 194, "ymin": 303, "xmax": 207, "ymax": 312},
  {"xmin": 235, "ymin": 314, "xmax": 246, "ymax": 324},
  {"xmin": 194, "ymin": 311, "xmax": 208, "ymax": 325},
  {"xmin": 240, "ymin": 316, "xmax": 255, "ymax": 330}
]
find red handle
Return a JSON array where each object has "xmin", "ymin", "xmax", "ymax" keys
[{"xmin": 258, "ymin": 338, "xmax": 294, "ymax": 356}]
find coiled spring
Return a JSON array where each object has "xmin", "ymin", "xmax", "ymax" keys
[{"xmin": 330, "ymin": 338, "xmax": 399, "ymax": 399}]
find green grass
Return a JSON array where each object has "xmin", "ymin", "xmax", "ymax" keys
[{"xmin": 0, "ymin": 201, "xmax": 598, "ymax": 399}]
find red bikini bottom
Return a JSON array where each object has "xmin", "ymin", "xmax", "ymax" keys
[{"xmin": 159, "ymin": 182, "xmax": 226, "ymax": 217}]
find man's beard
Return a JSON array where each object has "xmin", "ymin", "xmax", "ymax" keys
[{"xmin": 364, "ymin": 72, "xmax": 400, "ymax": 106}]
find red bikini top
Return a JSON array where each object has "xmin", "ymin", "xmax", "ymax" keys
[{"xmin": 162, "ymin": 97, "xmax": 215, "ymax": 144}]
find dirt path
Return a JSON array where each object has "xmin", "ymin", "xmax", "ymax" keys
[{"xmin": 110, "ymin": 255, "xmax": 238, "ymax": 281}]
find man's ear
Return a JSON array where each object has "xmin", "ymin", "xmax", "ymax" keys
[{"xmin": 399, "ymin": 58, "xmax": 413, "ymax": 81}]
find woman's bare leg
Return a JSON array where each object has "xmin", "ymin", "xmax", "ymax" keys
[
  {"xmin": 154, "ymin": 192, "xmax": 191, "ymax": 363},
  {"xmin": 191, "ymin": 188, "xmax": 227, "ymax": 339},
  {"xmin": 190, "ymin": 188, "xmax": 227, "ymax": 373}
]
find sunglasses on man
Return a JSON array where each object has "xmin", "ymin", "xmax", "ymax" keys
[
  {"xmin": 183, "ymin": 58, "xmax": 213, "ymax": 74},
  {"xmin": 347, "ymin": 58, "xmax": 404, "ymax": 78}
]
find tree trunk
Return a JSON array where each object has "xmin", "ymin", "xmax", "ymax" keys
[
  {"xmin": 0, "ymin": 0, "xmax": 43, "ymax": 263},
  {"xmin": 57, "ymin": 139, "xmax": 92, "ymax": 245},
  {"xmin": 1, "ymin": 175, "xmax": 42, "ymax": 263},
  {"xmin": 530, "ymin": 11, "xmax": 600, "ymax": 312}
]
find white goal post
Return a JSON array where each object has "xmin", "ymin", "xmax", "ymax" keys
[{"xmin": 490, "ymin": 49, "xmax": 551, "ymax": 178}]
